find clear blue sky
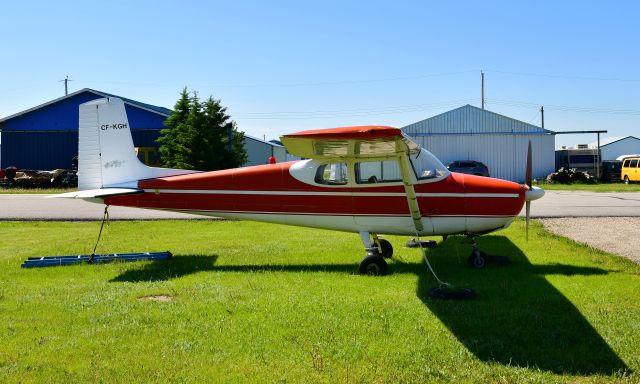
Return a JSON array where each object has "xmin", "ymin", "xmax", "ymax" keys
[{"xmin": 2, "ymin": 0, "xmax": 639, "ymax": 148}]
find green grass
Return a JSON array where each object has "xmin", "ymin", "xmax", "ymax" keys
[
  {"xmin": 533, "ymin": 181, "xmax": 640, "ymax": 192},
  {"xmin": 1, "ymin": 220, "xmax": 638, "ymax": 383}
]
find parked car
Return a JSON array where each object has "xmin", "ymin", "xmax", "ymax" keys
[
  {"xmin": 621, "ymin": 156, "xmax": 640, "ymax": 184},
  {"xmin": 601, "ymin": 160, "xmax": 621, "ymax": 183},
  {"xmin": 447, "ymin": 160, "xmax": 490, "ymax": 177}
]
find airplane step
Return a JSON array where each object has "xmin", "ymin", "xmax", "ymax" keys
[{"xmin": 21, "ymin": 251, "xmax": 172, "ymax": 268}]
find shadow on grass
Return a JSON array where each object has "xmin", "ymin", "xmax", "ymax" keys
[
  {"xmin": 109, "ymin": 240, "xmax": 629, "ymax": 375},
  {"xmin": 110, "ymin": 255, "xmax": 220, "ymax": 282},
  {"xmin": 110, "ymin": 255, "xmax": 370, "ymax": 282},
  {"xmin": 416, "ymin": 235, "xmax": 629, "ymax": 375}
]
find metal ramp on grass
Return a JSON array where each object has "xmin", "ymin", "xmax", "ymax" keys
[{"xmin": 21, "ymin": 251, "xmax": 172, "ymax": 268}]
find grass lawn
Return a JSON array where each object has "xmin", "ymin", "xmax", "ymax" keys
[
  {"xmin": 532, "ymin": 181, "xmax": 640, "ymax": 192},
  {"xmin": 0, "ymin": 220, "xmax": 638, "ymax": 383}
]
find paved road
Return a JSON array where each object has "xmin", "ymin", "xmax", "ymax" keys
[
  {"xmin": 0, "ymin": 194, "xmax": 205, "ymax": 220},
  {"xmin": 518, "ymin": 191, "xmax": 640, "ymax": 218},
  {"xmin": 1, "ymin": 191, "xmax": 639, "ymax": 220}
]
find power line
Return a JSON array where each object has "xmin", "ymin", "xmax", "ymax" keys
[
  {"xmin": 485, "ymin": 69, "xmax": 640, "ymax": 83},
  {"xmin": 487, "ymin": 98, "xmax": 640, "ymax": 116},
  {"xmin": 234, "ymin": 100, "xmax": 476, "ymax": 120},
  {"xmin": 72, "ymin": 70, "xmax": 478, "ymax": 89}
]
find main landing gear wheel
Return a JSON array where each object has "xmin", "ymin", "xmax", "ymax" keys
[
  {"xmin": 358, "ymin": 255, "xmax": 388, "ymax": 276},
  {"xmin": 468, "ymin": 250, "xmax": 487, "ymax": 269},
  {"xmin": 624, "ymin": 175, "xmax": 630, "ymax": 185},
  {"xmin": 377, "ymin": 239, "xmax": 393, "ymax": 259}
]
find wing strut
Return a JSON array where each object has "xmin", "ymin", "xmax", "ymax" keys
[
  {"xmin": 396, "ymin": 141, "xmax": 476, "ymax": 300},
  {"xmin": 396, "ymin": 141, "xmax": 423, "ymax": 232}
]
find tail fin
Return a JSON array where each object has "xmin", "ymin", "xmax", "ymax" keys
[{"xmin": 78, "ymin": 97, "xmax": 194, "ymax": 190}]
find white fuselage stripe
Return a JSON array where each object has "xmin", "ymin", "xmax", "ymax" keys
[
  {"xmin": 142, "ymin": 189, "xmax": 519, "ymax": 198},
  {"xmin": 154, "ymin": 208, "xmax": 513, "ymax": 218}
]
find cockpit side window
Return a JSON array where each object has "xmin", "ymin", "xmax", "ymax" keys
[
  {"xmin": 315, "ymin": 163, "xmax": 348, "ymax": 185},
  {"xmin": 410, "ymin": 149, "xmax": 449, "ymax": 180},
  {"xmin": 355, "ymin": 160, "xmax": 402, "ymax": 184}
]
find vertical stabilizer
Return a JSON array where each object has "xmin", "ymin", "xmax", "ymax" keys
[{"xmin": 77, "ymin": 98, "xmax": 194, "ymax": 190}]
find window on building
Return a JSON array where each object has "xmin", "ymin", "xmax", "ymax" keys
[
  {"xmin": 569, "ymin": 155, "xmax": 597, "ymax": 163},
  {"xmin": 315, "ymin": 163, "xmax": 348, "ymax": 185}
]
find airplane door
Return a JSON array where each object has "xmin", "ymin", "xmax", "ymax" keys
[{"xmin": 352, "ymin": 159, "xmax": 434, "ymax": 235}]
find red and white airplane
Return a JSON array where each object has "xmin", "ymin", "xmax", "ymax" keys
[{"xmin": 57, "ymin": 97, "xmax": 544, "ymax": 275}]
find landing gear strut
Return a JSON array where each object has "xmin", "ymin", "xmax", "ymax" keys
[
  {"xmin": 466, "ymin": 235, "xmax": 510, "ymax": 269},
  {"xmin": 467, "ymin": 236, "xmax": 487, "ymax": 269},
  {"xmin": 357, "ymin": 232, "xmax": 389, "ymax": 276}
]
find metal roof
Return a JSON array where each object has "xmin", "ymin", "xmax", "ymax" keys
[
  {"xmin": 588, "ymin": 135, "xmax": 640, "ymax": 148},
  {"xmin": 245, "ymin": 135, "xmax": 284, "ymax": 147},
  {"xmin": 0, "ymin": 88, "xmax": 171, "ymax": 123},
  {"xmin": 402, "ymin": 104, "xmax": 554, "ymax": 136}
]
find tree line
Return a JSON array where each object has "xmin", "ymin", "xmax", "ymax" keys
[{"xmin": 157, "ymin": 88, "xmax": 247, "ymax": 171}]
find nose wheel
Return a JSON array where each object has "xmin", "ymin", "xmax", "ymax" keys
[
  {"xmin": 467, "ymin": 235, "xmax": 510, "ymax": 269},
  {"xmin": 468, "ymin": 249, "xmax": 488, "ymax": 269}
]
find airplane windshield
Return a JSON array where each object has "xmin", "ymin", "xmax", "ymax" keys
[{"xmin": 410, "ymin": 149, "xmax": 449, "ymax": 180}]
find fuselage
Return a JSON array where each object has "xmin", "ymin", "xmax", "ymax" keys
[{"xmin": 104, "ymin": 158, "xmax": 527, "ymax": 236}]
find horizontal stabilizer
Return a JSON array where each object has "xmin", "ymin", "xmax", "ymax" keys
[{"xmin": 48, "ymin": 188, "xmax": 143, "ymax": 199}]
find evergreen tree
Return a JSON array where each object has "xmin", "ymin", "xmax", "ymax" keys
[{"xmin": 157, "ymin": 88, "xmax": 247, "ymax": 170}]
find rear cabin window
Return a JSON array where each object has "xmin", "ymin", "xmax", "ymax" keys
[
  {"xmin": 623, "ymin": 159, "xmax": 631, "ymax": 167},
  {"xmin": 355, "ymin": 160, "xmax": 402, "ymax": 184},
  {"xmin": 315, "ymin": 163, "xmax": 348, "ymax": 185},
  {"xmin": 631, "ymin": 159, "xmax": 639, "ymax": 168}
]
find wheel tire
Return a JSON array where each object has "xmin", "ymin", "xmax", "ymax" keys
[
  {"xmin": 468, "ymin": 250, "xmax": 487, "ymax": 269},
  {"xmin": 624, "ymin": 175, "xmax": 630, "ymax": 185},
  {"xmin": 358, "ymin": 255, "xmax": 388, "ymax": 276},
  {"xmin": 5, "ymin": 168, "xmax": 16, "ymax": 181},
  {"xmin": 378, "ymin": 239, "xmax": 393, "ymax": 259}
]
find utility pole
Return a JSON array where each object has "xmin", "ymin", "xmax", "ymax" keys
[
  {"xmin": 540, "ymin": 106, "xmax": 544, "ymax": 129},
  {"xmin": 597, "ymin": 132, "xmax": 601, "ymax": 180},
  {"xmin": 481, "ymin": 71, "xmax": 485, "ymax": 110},
  {"xmin": 58, "ymin": 76, "xmax": 73, "ymax": 96}
]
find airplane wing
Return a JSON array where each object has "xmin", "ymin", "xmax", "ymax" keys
[
  {"xmin": 280, "ymin": 126, "xmax": 419, "ymax": 160},
  {"xmin": 281, "ymin": 126, "xmax": 424, "ymax": 231}
]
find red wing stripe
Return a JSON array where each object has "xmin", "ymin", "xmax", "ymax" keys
[{"xmin": 142, "ymin": 189, "xmax": 519, "ymax": 198}]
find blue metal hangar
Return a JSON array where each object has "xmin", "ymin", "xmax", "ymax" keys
[
  {"xmin": 0, "ymin": 88, "xmax": 170, "ymax": 170},
  {"xmin": 0, "ymin": 88, "xmax": 286, "ymax": 169}
]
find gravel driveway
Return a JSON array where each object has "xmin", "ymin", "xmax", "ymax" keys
[{"xmin": 538, "ymin": 217, "xmax": 640, "ymax": 264}]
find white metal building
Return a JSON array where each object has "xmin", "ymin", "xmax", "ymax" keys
[
  {"xmin": 587, "ymin": 136, "xmax": 640, "ymax": 160},
  {"xmin": 243, "ymin": 135, "xmax": 287, "ymax": 166},
  {"xmin": 402, "ymin": 105, "xmax": 555, "ymax": 182}
]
